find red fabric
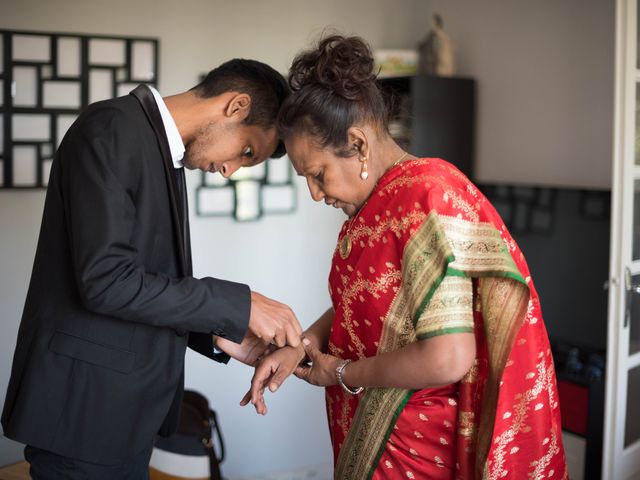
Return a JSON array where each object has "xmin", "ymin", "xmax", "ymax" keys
[
  {"xmin": 557, "ymin": 380, "xmax": 589, "ymax": 435},
  {"xmin": 372, "ymin": 387, "xmax": 459, "ymax": 479},
  {"xmin": 325, "ymin": 158, "xmax": 567, "ymax": 479}
]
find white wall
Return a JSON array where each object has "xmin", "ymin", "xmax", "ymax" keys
[
  {"xmin": 411, "ymin": 0, "xmax": 615, "ymax": 189},
  {"xmin": 0, "ymin": 193, "xmax": 44, "ymax": 466},
  {"xmin": 0, "ymin": 0, "xmax": 421, "ymax": 475},
  {"xmin": 0, "ymin": 0, "xmax": 616, "ymax": 475}
]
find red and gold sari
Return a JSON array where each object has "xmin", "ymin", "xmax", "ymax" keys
[{"xmin": 326, "ymin": 158, "xmax": 566, "ymax": 479}]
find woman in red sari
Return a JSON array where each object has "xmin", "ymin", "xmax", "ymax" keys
[{"xmin": 245, "ymin": 35, "xmax": 567, "ymax": 479}]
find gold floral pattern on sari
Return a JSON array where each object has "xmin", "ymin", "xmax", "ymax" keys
[
  {"xmin": 458, "ymin": 410, "xmax": 477, "ymax": 439},
  {"xmin": 328, "ymin": 159, "xmax": 566, "ymax": 480},
  {"xmin": 338, "ymin": 268, "xmax": 402, "ymax": 359},
  {"xmin": 335, "ymin": 209, "xmax": 530, "ymax": 479},
  {"xmin": 462, "ymin": 358, "xmax": 481, "ymax": 384},
  {"xmin": 347, "ymin": 210, "xmax": 428, "ymax": 246},
  {"xmin": 335, "ymin": 390, "xmax": 354, "ymax": 444},
  {"xmin": 486, "ymin": 352, "xmax": 561, "ymax": 480},
  {"xmin": 443, "ymin": 189, "xmax": 480, "ymax": 222},
  {"xmin": 378, "ymin": 172, "xmax": 436, "ymax": 196}
]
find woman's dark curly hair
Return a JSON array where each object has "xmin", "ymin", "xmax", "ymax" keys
[{"xmin": 277, "ymin": 35, "xmax": 389, "ymax": 157}]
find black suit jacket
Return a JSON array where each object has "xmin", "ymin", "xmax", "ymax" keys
[{"xmin": 1, "ymin": 85, "xmax": 250, "ymax": 465}]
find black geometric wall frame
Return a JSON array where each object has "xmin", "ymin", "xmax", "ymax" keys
[
  {"xmin": 195, "ymin": 154, "xmax": 297, "ymax": 222},
  {"xmin": 579, "ymin": 189, "xmax": 611, "ymax": 221},
  {"xmin": 0, "ymin": 29, "xmax": 159, "ymax": 188},
  {"xmin": 480, "ymin": 184, "xmax": 557, "ymax": 235}
]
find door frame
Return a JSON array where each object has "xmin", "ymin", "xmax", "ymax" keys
[{"xmin": 604, "ymin": 0, "xmax": 640, "ymax": 478}]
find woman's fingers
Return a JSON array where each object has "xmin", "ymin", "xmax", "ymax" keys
[
  {"xmin": 241, "ymin": 384, "xmax": 268, "ymax": 415},
  {"xmin": 240, "ymin": 389, "xmax": 252, "ymax": 407},
  {"xmin": 268, "ymin": 364, "xmax": 294, "ymax": 392},
  {"xmin": 255, "ymin": 395, "xmax": 268, "ymax": 415},
  {"xmin": 301, "ymin": 337, "xmax": 321, "ymax": 362},
  {"xmin": 294, "ymin": 365, "xmax": 311, "ymax": 381},
  {"xmin": 250, "ymin": 362, "xmax": 277, "ymax": 405}
]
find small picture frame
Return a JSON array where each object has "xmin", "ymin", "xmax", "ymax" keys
[{"xmin": 374, "ymin": 49, "xmax": 418, "ymax": 78}]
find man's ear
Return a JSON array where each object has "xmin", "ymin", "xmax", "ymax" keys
[{"xmin": 225, "ymin": 93, "xmax": 251, "ymax": 120}]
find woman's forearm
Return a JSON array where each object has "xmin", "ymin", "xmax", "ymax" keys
[
  {"xmin": 303, "ymin": 307, "xmax": 334, "ymax": 352},
  {"xmin": 342, "ymin": 333, "xmax": 476, "ymax": 390}
]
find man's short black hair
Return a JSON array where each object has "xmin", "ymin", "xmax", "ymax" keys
[{"xmin": 192, "ymin": 59, "xmax": 290, "ymax": 158}]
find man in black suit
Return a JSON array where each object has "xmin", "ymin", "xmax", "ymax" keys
[{"xmin": 1, "ymin": 59, "xmax": 301, "ymax": 479}]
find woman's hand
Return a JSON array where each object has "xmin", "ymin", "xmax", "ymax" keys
[
  {"xmin": 240, "ymin": 343, "xmax": 307, "ymax": 415},
  {"xmin": 294, "ymin": 338, "xmax": 343, "ymax": 387}
]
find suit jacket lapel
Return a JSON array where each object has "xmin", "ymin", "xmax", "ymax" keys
[{"xmin": 130, "ymin": 85, "xmax": 189, "ymax": 276}]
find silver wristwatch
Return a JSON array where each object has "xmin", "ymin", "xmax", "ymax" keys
[{"xmin": 335, "ymin": 359, "xmax": 364, "ymax": 395}]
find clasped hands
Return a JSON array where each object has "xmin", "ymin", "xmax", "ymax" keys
[
  {"xmin": 213, "ymin": 292, "xmax": 342, "ymax": 415},
  {"xmin": 240, "ymin": 337, "xmax": 342, "ymax": 415},
  {"xmin": 214, "ymin": 292, "xmax": 340, "ymax": 415},
  {"xmin": 217, "ymin": 333, "xmax": 341, "ymax": 415}
]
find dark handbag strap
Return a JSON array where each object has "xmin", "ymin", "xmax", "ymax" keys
[
  {"xmin": 203, "ymin": 408, "xmax": 224, "ymax": 480},
  {"xmin": 173, "ymin": 391, "xmax": 226, "ymax": 480},
  {"xmin": 209, "ymin": 409, "xmax": 225, "ymax": 463}
]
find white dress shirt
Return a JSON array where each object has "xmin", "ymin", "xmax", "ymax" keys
[
  {"xmin": 149, "ymin": 86, "xmax": 185, "ymax": 169},
  {"xmin": 149, "ymin": 87, "xmax": 226, "ymax": 357}
]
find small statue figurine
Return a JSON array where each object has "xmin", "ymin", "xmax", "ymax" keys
[{"xmin": 418, "ymin": 13, "xmax": 455, "ymax": 76}]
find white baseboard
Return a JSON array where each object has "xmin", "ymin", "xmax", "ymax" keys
[{"xmin": 227, "ymin": 463, "xmax": 333, "ymax": 480}]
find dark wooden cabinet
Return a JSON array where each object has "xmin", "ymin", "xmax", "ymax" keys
[{"xmin": 377, "ymin": 75, "xmax": 476, "ymax": 180}]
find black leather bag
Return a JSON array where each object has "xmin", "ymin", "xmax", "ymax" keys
[{"xmin": 150, "ymin": 390, "xmax": 225, "ymax": 480}]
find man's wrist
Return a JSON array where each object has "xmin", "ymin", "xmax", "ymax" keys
[{"xmin": 212, "ymin": 335, "xmax": 223, "ymax": 354}]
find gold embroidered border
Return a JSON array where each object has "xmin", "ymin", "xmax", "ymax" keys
[
  {"xmin": 335, "ymin": 212, "xmax": 450, "ymax": 479},
  {"xmin": 459, "ymin": 410, "xmax": 477, "ymax": 439},
  {"xmin": 476, "ymin": 277, "xmax": 530, "ymax": 479},
  {"xmin": 416, "ymin": 275, "xmax": 474, "ymax": 339},
  {"xmin": 334, "ymin": 211, "xmax": 531, "ymax": 479},
  {"xmin": 402, "ymin": 212, "xmax": 455, "ymax": 322},
  {"xmin": 335, "ymin": 387, "xmax": 410, "ymax": 479},
  {"xmin": 438, "ymin": 215, "xmax": 523, "ymax": 280},
  {"xmin": 334, "ymin": 287, "xmax": 417, "ymax": 479}
]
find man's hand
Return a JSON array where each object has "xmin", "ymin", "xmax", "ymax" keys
[
  {"xmin": 249, "ymin": 291, "xmax": 303, "ymax": 348},
  {"xmin": 214, "ymin": 330, "xmax": 272, "ymax": 366}
]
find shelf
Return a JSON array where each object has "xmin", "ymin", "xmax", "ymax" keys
[{"xmin": 376, "ymin": 75, "xmax": 476, "ymax": 180}]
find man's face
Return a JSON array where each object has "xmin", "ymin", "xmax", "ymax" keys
[{"xmin": 183, "ymin": 120, "xmax": 279, "ymax": 177}]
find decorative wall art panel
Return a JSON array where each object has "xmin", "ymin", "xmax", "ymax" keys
[
  {"xmin": 0, "ymin": 29, "xmax": 158, "ymax": 188},
  {"xmin": 196, "ymin": 155, "xmax": 297, "ymax": 222}
]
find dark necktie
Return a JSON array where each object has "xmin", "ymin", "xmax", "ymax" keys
[
  {"xmin": 174, "ymin": 167, "xmax": 185, "ymax": 207},
  {"xmin": 173, "ymin": 167, "xmax": 190, "ymax": 269}
]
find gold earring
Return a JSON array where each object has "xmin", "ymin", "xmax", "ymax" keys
[{"xmin": 360, "ymin": 157, "xmax": 369, "ymax": 180}]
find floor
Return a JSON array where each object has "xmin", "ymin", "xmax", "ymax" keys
[
  {"xmin": 228, "ymin": 464, "xmax": 333, "ymax": 480},
  {"xmin": 0, "ymin": 460, "xmax": 333, "ymax": 480},
  {"xmin": 0, "ymin": 460, "xmax": 30, "ymax": 480}
]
